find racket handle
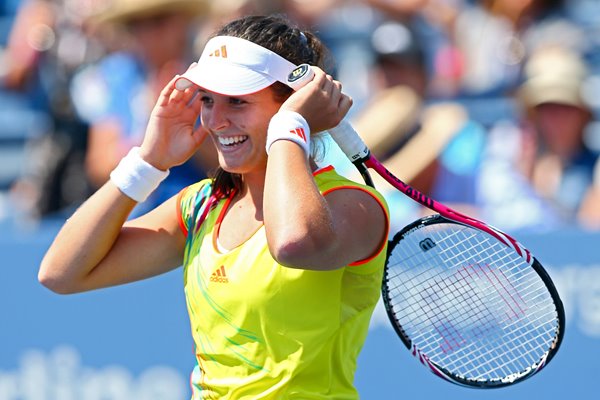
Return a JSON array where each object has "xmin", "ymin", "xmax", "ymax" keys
[{"xmin": 328, "ymin": 120, "xmax": 370, "ymax": 163}]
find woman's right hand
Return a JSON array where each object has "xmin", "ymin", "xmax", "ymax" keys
[
  {"xmin": 280, "ymin": 66, "xmax": 353, "ymax": 134},
  {"xmin": 139, "ymin": 66, "xmax": 208, "ymax": 171}
]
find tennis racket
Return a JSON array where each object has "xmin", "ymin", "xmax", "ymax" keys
[{"xmin": 287, "ymin": 65, "xmax": 565, "ymax": 388}]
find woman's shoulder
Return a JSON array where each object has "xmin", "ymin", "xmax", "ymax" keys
[
  {"xmin": 314, "ymin": 165, "xmax": 357, "ymax": 185},
  {"xmin": 177, "ymin": 178, "xmax": 216, "ymax": 236},
  {"xmin": 179, "ymin": 178, "xmax": 214, "ymax": 204},
  {"xmin": 314, "ymin": 166, "xmax": 386, "ymax": 200}
]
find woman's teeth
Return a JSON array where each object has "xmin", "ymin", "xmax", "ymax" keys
[{"xmin": 218, "ymin": 135, "xmax": 248, "ymax": 146}]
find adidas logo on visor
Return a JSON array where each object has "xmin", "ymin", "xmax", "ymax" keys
[{"xmin": 209, "ymin": 45, "xmax": 228, "ymax": 58}]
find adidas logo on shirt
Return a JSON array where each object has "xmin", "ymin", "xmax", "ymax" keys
[{"xmin": 210, "ymin": 265, "xmax": 229, "ymax": 283}]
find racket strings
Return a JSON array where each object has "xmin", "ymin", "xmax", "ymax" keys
[
  {"xmin": 440, "ymin": 321, "xmax": 556, "ymax": 372},
  {"xmin": 384, "ymin": 222, "xmax": 560, "ymax": 383}
]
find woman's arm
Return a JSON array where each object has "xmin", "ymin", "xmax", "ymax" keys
[
  {"xmin": 264, "ymin": 68, "xmax": 387, "ymax": 270},
  {"xmin": 39, "ymin": 73, "xmax": 208, "ymax": 293},
  {"xmin": 38, "ymin": 186, "xmax": 184, "ymax": 293},
  {"xmin": 265, "ymin": 146, "xmax": 387, "ymax": 270}
]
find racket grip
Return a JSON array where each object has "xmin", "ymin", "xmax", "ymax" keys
[{"xmin": 328, "ymin": 120, "xmax": 370, "ymax": 163}]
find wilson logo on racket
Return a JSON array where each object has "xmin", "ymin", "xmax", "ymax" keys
[
  {"xmin": 288, "ymin": 64, "xmax": 310, "ymax": 83},
  {"xmin": 209, "ymin": 45, "xmax": 228, "ymax": 58},
  {"xmin": 210, "ymin": 265, "xmax": 229, "ymax": 283},
  {"xmin": 419, "ymin": 238, "xmax": 436, "ymax": 252},
  {"xmin": 290, "ymin": 128, "xmax": 307, "ymax": 142}
]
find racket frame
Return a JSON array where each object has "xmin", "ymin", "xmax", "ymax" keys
[{"xmin": 381, "ymin": 214, "xmax": 566, "ymax": 388}]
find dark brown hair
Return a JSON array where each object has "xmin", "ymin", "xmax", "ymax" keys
[{"xmin": 208, "ymin": 14, "xmax": 331, "ymax": 200}]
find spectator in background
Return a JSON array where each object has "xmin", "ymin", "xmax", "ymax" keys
[
  {"xmin": 71, "ymin": 0, "xmax": 217, "ymax": 216},
  {"xmin": 4, "ymin": 0, "xmax": 103, "ymax": 220},
  {"xmin": 183, "ymin": 0, "xmax": 282, "ymax": 42},
  {"xmin": 579, "ymin": 158, "xmax": 600, "ymax": 230},
  {"xmin": 447, "ymin": 0, "xmax": 585, "ymax": 97},
  {"xmin": 477, "ymin": 46, "xmax": 599, "ymax": 231},
  {"xmin": 343, "ymin": 20, "xmax": 486, "ymax": 231}
]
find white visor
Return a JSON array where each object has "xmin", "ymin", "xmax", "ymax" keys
[{"xmin": 176, "ymin": 36, "xmax": 298, "ymax": 96}]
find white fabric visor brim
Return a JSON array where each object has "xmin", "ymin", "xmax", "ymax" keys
[{"xmin": 175, "ymin": 62, "xmax": 277, "ymax": 96}]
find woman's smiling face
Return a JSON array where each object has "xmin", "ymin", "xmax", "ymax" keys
[{"xmin": 200, "ymin": 87, "xmax": 283, "ymax": 175}]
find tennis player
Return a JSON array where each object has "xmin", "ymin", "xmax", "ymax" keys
[{"xmin": 39, "ymin": 15, "xmax": 389, "ymax": 399}]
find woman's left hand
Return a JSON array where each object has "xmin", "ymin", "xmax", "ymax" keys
[{"xmin": 279, "ymin": 66, "xmax": 353, "ymax": 133}]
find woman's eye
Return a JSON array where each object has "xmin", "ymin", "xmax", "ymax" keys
[
  {"xmin": 229, "ymin": 97, "xmax": 246, "ymax": 106},
  {"xmin": 200, "ymin": 96, "xmax": 213, "ymax": 105}
]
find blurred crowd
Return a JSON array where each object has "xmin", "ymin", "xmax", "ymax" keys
[{"xmin": 2, "ymin": 0, "xmax": 600, "ymax": 234}]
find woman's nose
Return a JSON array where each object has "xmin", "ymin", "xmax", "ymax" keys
[{"xmin": 203, "ymin": 103, "xmax": 230, "ymax": 132}]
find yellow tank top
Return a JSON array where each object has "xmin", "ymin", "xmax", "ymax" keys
[{"xmin": 177, "ymin": 166, "xmax": 389, "ymax": 399}]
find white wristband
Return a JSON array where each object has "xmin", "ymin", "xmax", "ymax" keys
[
  {"xmin": 266, "ymin": 110, "xmax": 310, "ymax": 157},
  {"xmin": 109, "ymin": 147, "xmax": 170, "ymax": 202}
]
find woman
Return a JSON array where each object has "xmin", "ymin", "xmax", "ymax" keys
[{"xmin": 39, "ymin": 15, "xmax": 389, "ymax": 399}]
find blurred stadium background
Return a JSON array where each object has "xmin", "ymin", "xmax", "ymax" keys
[{"xmin": 2, "ymin": 0, "xmax": 600, "ymax": 398}]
